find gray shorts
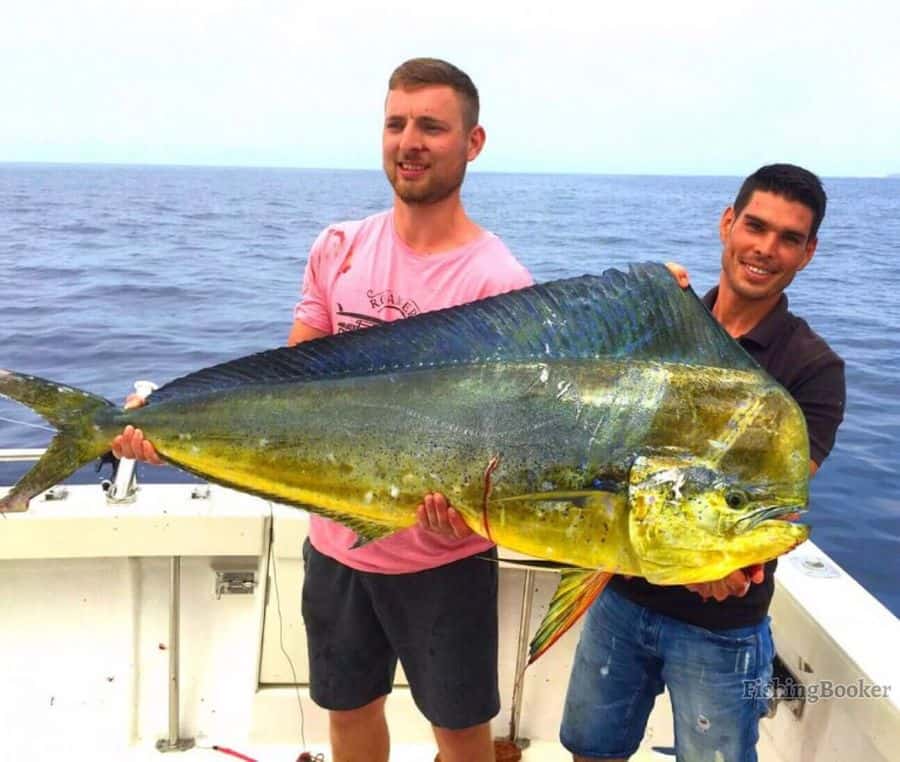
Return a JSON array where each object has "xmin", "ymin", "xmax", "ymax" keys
[{"xmin": 301, "ymin": 539, "xmax": 500, "ymax": 730}]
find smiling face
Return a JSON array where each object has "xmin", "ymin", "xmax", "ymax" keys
[
  {"xmin": 719, "ymin": 190, "xmax": 818, "ymax": 305},
  {"xmin": 382, "ymin": 85, "xmax": 485, "ymax": 206}
]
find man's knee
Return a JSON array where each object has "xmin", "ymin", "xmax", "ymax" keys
[
  {"xmin": 329, "ymin": 695, "xmax": 387, "ymax": 730},
  {"xmin": 433, "ymin": 721, "xmax": 493, "ymax": 761},
  {"xmin": 329, "ymin": 696, "xmax": 389, "ymax": 762}
]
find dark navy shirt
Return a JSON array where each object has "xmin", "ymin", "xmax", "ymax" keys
[{"xmin": 609, "ymin": 287, "xmax": 846, "ymax": 630}]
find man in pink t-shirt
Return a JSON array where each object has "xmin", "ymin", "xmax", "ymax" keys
[
  {"xmin": 294, "ymin": 210, "xmax": 530, "ymax": 575},
  {"xmin": 114, "ymin": 58, "xmax": 531, "ymax": 762},
  {"xmin": 288, "ymin": 59, "xmax": 532, "ymax": 762}
]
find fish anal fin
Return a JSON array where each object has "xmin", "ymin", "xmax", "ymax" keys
[
  {"xmin": 528, "ymin": 569, "xmax": 612, "ymax": 665},
  {"xmin": 160, "ymin": 462, "xmax": 398, "ymax": 549},
  {"xmin": 496, "ymin": 557, "xmax": 577, "ymax": 571},
  {"xmin": 344, "ymin": 516, "xmax": 395, "ymax": 548}
]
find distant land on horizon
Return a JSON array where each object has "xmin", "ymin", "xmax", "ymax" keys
[{"xmin": 1, "ymin": 159, "xmax": 897, "ymax": 180}]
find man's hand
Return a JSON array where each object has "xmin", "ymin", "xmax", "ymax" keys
[
  {"xmin": 665, "ymin": 261, "xmax": 690, "ymax": 288},
  {"xmin": 110, "ymin": 395, "xmax": 163, "ymax": 465},
  {"xmin": 416, "ymin": 492, "xmax": 473, "ymax": 539},
  {"xmin": 685, "ymin": 564, "xmax": 765, "ymax": 602}
]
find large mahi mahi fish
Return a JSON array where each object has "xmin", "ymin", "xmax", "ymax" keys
[{"xmin": 0, "ymin": 263, "xmax": 809, "ymax": 661}]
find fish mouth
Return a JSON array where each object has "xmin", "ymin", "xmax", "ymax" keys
[{"xmin": 734, "ymin": 505, "xmax": 806, "ymax": 533}]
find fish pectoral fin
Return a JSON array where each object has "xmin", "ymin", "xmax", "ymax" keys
[
  {"xmin": 528, "ymin": 569, "xmax": 612, "ymax": 665},
  {"xmin": 493, "ymin": 489, "xmax": 623, "ymax": 509}
]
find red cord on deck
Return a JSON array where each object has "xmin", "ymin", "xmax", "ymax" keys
[{"xmin": 211, "ymin": 745, "xmax": 257, "ymax": 762}]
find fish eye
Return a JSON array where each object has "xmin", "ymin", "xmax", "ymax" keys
[{"xmin": 725, "ymin": 489, "xmax": 748, "ymax": 509}]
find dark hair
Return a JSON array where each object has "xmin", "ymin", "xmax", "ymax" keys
[
  {"xmin": 388, "ymin": 58, "xmax": 480, "ymax": 129},
  {"xmin": 733, "ymin": 164, "xmax": 827, "ymax": 239}
]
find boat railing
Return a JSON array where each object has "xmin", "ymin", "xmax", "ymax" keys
[
  {"xmin": 0, "ymin": 448, "xmax": 45, "ymax": 462},
  {"xmin": 0, "ymin": 446, "xmax": 141, "ymax": 503}
]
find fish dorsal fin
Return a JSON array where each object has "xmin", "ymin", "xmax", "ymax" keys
[
  {"xmin": 149, "ymin": 263, "xmax": 758, "ymax": 404},
  {"xmin": 528, "ymin": 569, "xmax": 612, "ymax": 664}
]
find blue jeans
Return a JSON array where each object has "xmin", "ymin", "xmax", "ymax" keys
[{"xmin": 560, "ymin": 587, "xmax": 774, "ymax": 761}]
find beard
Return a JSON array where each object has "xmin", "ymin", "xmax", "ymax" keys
[
  {"xmin": 385, "ymin": 157, "xmax": 468, "ymax": 206},
  {"xmin": 721, "ymin": 249, "xmax": 797, "ymax": 302}
]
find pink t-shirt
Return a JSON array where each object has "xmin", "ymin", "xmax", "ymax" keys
[{"xmin": 294, "ymin": 210, "xmax": 533, "ymax": 573}]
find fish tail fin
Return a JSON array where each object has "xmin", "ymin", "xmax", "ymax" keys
[{"xmin": 0, "ymin": 369, "xmax": 115, "ymax": 512}]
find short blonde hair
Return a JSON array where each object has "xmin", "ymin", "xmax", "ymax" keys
[{"xmin": 388, "ymin": 58, "xmax": 480, "ymax": 129}]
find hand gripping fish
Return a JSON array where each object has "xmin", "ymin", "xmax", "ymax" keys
[{"xmin": 0, "ymin": 263, "xmax": 810, "ymax": 662}]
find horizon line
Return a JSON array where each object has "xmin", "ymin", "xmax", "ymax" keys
[{"xmin": 1, "ymin": 159, "xmax": 895, "ymax": 181}]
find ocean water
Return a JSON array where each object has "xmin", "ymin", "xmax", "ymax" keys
[{"xmin": 1, "ymin": 164, "xmax": 898, "ymax": 616}]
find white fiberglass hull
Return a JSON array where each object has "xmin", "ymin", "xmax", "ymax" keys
[{"xmin": 1, "ymin": 475, "xmax": 897, "ymax": 762}]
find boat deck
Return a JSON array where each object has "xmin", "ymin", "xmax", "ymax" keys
[{"xmin": 1, "ymin": 479, "xmax": 897, "ymax": 762}]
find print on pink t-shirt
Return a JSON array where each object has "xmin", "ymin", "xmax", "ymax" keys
[{"xmin": 294, "ymin": 210, "xmax": 533, "ymax": 574}]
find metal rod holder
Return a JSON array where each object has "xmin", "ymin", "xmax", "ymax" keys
[
  {"xmin": 106, "ymin": 456, "xmax": 138, "ymax": 503},
  {"xmin": 156, "ymin": 556, "xmax": 195, "ymax": 753},
  {"xmin": 107, "ymin": 380, "xmax": 158, "ymax": 504},
  {"xmin": 507, "ymin": 568, "xmax": 535, "ymax": 748}
]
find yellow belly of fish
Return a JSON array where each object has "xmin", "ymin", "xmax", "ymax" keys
[{"xmin": 159, "ymin": 440, "xmax": 419, "ymax": 531}]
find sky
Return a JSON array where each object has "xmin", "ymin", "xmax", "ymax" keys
[{"xmin": 2, "ymin": 0, "xmax": 898, "ymax": 177}]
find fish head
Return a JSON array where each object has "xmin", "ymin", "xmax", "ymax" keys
[{"xmin": 626, "ymin": 453, "xmax": 809, "ymax": 584}]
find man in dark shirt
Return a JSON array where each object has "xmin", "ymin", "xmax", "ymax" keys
[{"xmin": 560, "ymin": 164, "xmax": 846, "ymax": 762}]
